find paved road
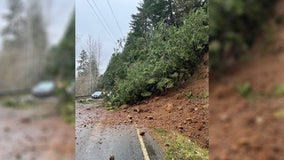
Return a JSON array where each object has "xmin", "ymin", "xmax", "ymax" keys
[{"xmin": 76, "ymin": 100, "xmax": 163, "ymax": 160}]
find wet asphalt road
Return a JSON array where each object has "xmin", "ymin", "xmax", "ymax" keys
[{"xmin": 76, "ymin": 100, "xmax": 163, "ymax": 160}]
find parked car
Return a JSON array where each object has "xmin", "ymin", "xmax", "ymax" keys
[
  {"xmin": 91, "ymin": 91, "xmax": 102, "ymax": 99},
  {"xmin": 31, "ymin": 81, "xmax": 56, "ymax": 97}
]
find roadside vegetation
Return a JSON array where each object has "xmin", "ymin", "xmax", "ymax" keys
[
  {"xmin": 98, "ymin": 0, "xmax": 208, "ymax": 107},
  {"xmin": 154, "ymin": 128, "xmax": 208, "ymax": 160},
  {"xmin": 46, "ymin": 13, "xmax": 75, "ymax": 124},
  {"xmin": 0, "ymin": 95, "xmax": 37, "ymax": 109}
]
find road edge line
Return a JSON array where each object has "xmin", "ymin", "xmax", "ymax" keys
[{"xmin": 136, "ymin": 128, "xmax": 150, "ymax": 160}]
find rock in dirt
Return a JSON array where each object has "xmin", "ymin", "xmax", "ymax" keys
[
  {"xmin": 165, "ymin": 103, "xmax": 174, "ymax": 112},
  {"xmin": 147, "ymin": 116, "xmax": 153, "ymax": 120},
  {"xmin": 255, "ymin": 116, "xmax": 264, "ymax": 125},
  {"xmin": 186, "ymin": 118, "xmax": 192, "ymax": 121},
  {"xmin": 134, "ymin": 108, "xmax": 142, "ymax": 113},
  {"xmin": 21, "ymin": 117, "xmax": 31, "ymax": 123},
  {"xmin": 154, "ymin": 97, "xmax": 160, "ymax": 101},
  {"xmin": 121, "ymin": 104, "xmax": 129, "ymax": 110}
]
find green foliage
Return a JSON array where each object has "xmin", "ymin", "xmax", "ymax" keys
[
  {"xmin": 236, "ymin": 82, "xmax": 252, "ymax": 98},
  {"xmin": 57, "ymin": 85, "xmax": 75, "ymax": 124},
  {"xmin": 201, "ymin": 92, "xmax": 209, "ymax": 98},
  {"xmin": 60, "ymin": 100, "xmax": 75, "ymax": 124},
  {"xmin": 185, "ymin": 91, "xmax": 194, "ymax": 99},
  {"xmin": 77, "ymin": 98, "xmax": 92, "ymax": 104},
  {"xmin": 100, "ymin": 1, "xmax": 208, "ymax": 106},
  {"xmin": 155, "ymin": 129, "xmax": 208, "ymax": 160},
  {"xmin": 46, "ymin": 12, "xmax": 75, "ymax": 80},
  {"xmin": 273, "ymin": 109, "xmax": 284, "ymax": 118},
  {"xmin": 210, "ymin": 0, "xmax": 276, "ymax": 70},
  {"xmin": 0, "ymin": 96, "xmax": 37, "ymax": 109},
  {"xmin": 272, "ymin": 84, "xmax": 284, "ymax": 96}
]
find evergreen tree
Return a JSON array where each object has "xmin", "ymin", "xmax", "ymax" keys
[
  {"xmin": 1, "ymin": 0, "xmax": 27, "ymax": 50},
  {"xmin": 27, "ymin": 0, "xmax": 48, "ymax": 82},
  {"xmin": 77, "ymin": 49, "xmax": 89, "ymax": 77},
  {"xmin": 46, "ymin": 12, "xmax": 75, "ymax": 80}
]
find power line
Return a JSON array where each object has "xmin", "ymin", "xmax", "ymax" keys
[
  {"xmin": 85, "ymin": 0, "xmax": 116, "ymax": 43},
  {"xmin": 106, "ymin": 0, "xmax": 124, "ymax": 37},
  {"xmin": 90, "ymin": 0, "xmax": 116, "ymax": 38}
]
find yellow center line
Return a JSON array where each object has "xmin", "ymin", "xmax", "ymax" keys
[{"xmin": 136, "ymin": 128, "xmax": 150, "ymax": 160}]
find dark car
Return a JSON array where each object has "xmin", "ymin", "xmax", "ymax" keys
[
  {"xmin": 31, "ymin": 81, "xmax": 56, "ymax": 97},
  {"xmin": 91, "ymin": 91, "xmax": 102, "ymax": 99}
]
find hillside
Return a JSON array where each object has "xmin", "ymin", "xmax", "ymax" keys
[
  {"xmin": 101, "ymin": 53, "xmax": 208, "ymax": 149},
  {"xmin": 210, "ymin": 0, "xmax": 284, "ymax": 159},
  {"xmin": 99, "ymin": 1, "xmax": 208, "ymax": 108}
]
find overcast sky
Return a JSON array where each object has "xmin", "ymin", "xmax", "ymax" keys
[
  {"xmin": 0, "ymin": 0, "xmax": 74, "ymax": 49},
  {"xmin": 76, "ymin": 0, "xmax": 141, "ymax": 74}
]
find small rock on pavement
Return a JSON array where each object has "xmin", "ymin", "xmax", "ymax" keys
[
  {"xmin": 86, "ymin": 108, "xmax": 91, "ymax": 110},
  {"xmin": 139, "ymin": 131, "xmax": 145, "ymax": 136},
  {"xmin": 109, "ymin": 154, "xmax": 115, "ymax": 160}
]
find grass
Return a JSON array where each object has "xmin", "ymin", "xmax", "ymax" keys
[
  {"xmin": 201, "ymin": 92, "xmax": 209, "ymax": 98},
  {"xmin": 236, "ymin": 82, "xmax": 253, "ymax": 98},
  {"xmin": 272, "ymin": 84, "xmax": 284, "ymax": 96},
  {"xmin": 154, "ymin": 128, "xmax": 208, "ymax": 160},
  {"xmin": 76, "ymin": 98, "xmax": 93, "ymax": 104},
  {"xmin": 185, "ymin": 91, "xmax": 194, "ymax": 99},
  {"xmin": 185, "ymin": 91, "xmax": 209, "ymax": 100},
  {"xmin": 273, "ymin": 109, "xmax": 284, "ymax": 118},
  {"xmin": 60, "ymin": 101, "xmax": 75, "ymax": 124},
  {"xmin": 0, "ymin": 95, "xmax": 37, "ymax": 109}
]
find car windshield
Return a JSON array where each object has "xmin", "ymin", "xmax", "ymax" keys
[
  {"xmin": 93, "ymin": 91, "xmax": 102, "ymax": 96},
  {"xmin": 36, "ymin": 81, "xmax": 54, "ymax": 90}
]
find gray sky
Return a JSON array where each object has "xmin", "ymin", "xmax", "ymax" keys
[
  {"xmin": 76, "ymin": 0, "xmax": 141, "ymax": 74},
  {"xmin": 0, "ymin": 0, "xmax": 74, "ymax": 49}
]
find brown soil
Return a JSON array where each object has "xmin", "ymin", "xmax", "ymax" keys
[
  {"xmin": 0, "ymin": 97, "xmax": 75, "ymax": 160},
  {"xmin": 210, "ymin": 1, "xmax": 284, "ymax": 159},
  {"xmin": 101, "ymin": 55, "xmax": 209, "ymax": 149}
]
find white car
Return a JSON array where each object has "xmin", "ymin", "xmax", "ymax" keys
[
  {"xmin": 91, "ymin": 91, "xmax": 102, "ymax": 99},
  {"xmin": 31, "ymin": 81, "xmax": 56, "ymax": 97}
]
